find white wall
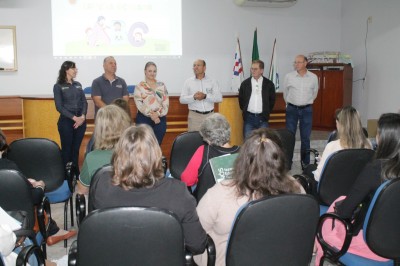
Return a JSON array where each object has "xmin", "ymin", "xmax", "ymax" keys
[
  {"xmin": 0, "ymin": 0, "xmax": 341, "ymax": 95},
  {"xmin": 341, "ymin": 0, "xmax": 400, "ymax": 121}
]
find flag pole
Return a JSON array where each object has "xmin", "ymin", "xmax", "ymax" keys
[
  {"xmin": 237, "ymin": 37, "xmax": 244, "ymax": 77},
  {"xmin": 269, "ymin": 38, "xmax": 276, "ymax": 76}
]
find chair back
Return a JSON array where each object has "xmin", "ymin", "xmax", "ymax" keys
[
  {"xmin": 83, "ymin": 87, "xmax": 91, "ymax": 94},
  {"xmin": 226, "ymin": 194, "xmax": 319, "ymax": 266},
  {"xmin": 318, "ymin": 149, "xmax": 375, "ymax": 206},
  {"xmin": 88, "ymin": 164, "xmax": 113, "ymax": 213},
  {"xmin": 75, "ymin": 207, "xmax": 186, "ymax": 266},
  {"xmin": 363, "ymin": 177, "xmax": 400, "ymax": 260},
  {"xmin": 8, "ymin": 138, "xmax": 65, "ymax": 192},
  {"xmin": 169, "ymin": 131, "xmax": 204, "ymax": 179},
  {"xmin": 127, "ymin": 85, "xmax": 135, "ymax": 94},
  {"xmin": 275, "ymin": 128, "xmax": 295, "ymax": 170},
  {"xmin": 0, "ymin": 169, "xmax": 35, "ymax": 230}
]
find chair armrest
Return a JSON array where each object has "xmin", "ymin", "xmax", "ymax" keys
[
  {"xmin": 185, "ymin": 250, "xmax": 195, "ymax": 266},
  {"xmin": 184, "ymin": 235, "xmax": 216, "ymax": 266},
  {"xmin": 66, "ymin": 162, "xmax": 79, "ymax": 193},
  {"xmin": 206, "ymin": 234, "xmax": 216, "ymax": 266},
  {"xmin": 316, "ymin": 212, "xmax": 353, "ymax": 264},
  {"xmin": 16, "ymin": 245, "xmax": 45, "ymax": 266},
  {"xmin": 68, "ymin": 240, "xmax": 78, "ymax": 266},
  {"xmin": 37, "ymin": 196, "xmax": 51, "ymax": 241},
  {"xmin": 293, "ymin": 174, "xmax": 314, "ymax": 195},
  {"xmin": 301, "ymin": 149, "xmax": 320, "ymax": 170},
  {"xmin": 75, "ymin": 194, "xmax": 86, "ymax": 227}
]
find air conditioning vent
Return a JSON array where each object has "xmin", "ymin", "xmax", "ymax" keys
[{"xmin": 234, "ymin": 0, "xmax": 297, "ymax": 8}]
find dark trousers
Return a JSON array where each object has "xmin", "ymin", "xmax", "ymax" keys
[
  {"xmin": 57, "ymin": 116, "xmax": 86, "ymax": 167},
  {"xmin": 243, "ymin": 112, "xmax": 269, "ymax": 140},
  {"xmin": 136, "ymin": 112, "xmax": 166, "ymax": 145},
  {"xmin": 286, "ymin": 104, "xmax": 313, "ymax": 165}
]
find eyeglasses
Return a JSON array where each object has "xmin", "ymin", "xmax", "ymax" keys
[{"xmin": 293, "ymin": 61, "xmax": 305, "ymax": 64}]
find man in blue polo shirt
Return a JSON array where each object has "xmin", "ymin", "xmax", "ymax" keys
[{"xmin": 91, "ymin": 56, "xmax": 129, "ymax": 114}]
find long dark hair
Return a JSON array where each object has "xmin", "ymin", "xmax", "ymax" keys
[
  {"xmin": 231, "ymin": 128, "xmax": 300, "ymax": 199},
  {"xmin": 375, "ymin": 113, "xmax": 400, "ymax": 180},
  {"xmin": 56, "ymin": 61, "xmax": 76, "ymax": 84}
]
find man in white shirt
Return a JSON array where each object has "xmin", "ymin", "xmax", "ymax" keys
[
  {"xmin": 239, "ymin": 60, "xmax": 276, "ymax": 139},
  {"xmin": 180, "ymin": 59, "xmax": 222, "ymax": 131},
  {"xmin": 283, "ymin": 55, "xmax": 319, "ymax": 167}
]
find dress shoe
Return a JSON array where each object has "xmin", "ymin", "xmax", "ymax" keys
[{"xmin": 46, "ymin": 230, "xmax": 77, "ymax": 246}]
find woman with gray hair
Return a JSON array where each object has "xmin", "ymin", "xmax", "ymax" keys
[{"xmin": 181, "ymin": 113, "xmax": 240, "ymax": 202}]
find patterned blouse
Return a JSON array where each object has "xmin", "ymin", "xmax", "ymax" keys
[{"xmin": 133, "ymin": 81, "xmax": 169, "ymax": 117}]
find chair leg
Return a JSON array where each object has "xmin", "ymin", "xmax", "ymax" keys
[
  {"xmin": 42, "ymin": 242, "xmax": 47, "ymax": 259},
  {"xmin": 70, "ymin": 196, "xmax": 74, "ymax": 227},
  {"xmin": 64, "ymin": 200, "xmax": 68, "ymax": 248}
]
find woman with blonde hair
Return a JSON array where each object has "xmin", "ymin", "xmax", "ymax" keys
[
  {"xmin": 134, "ymin": 61, "xmax": 169, "ymax": 144},
  {"xmin": 91, "ymin": 124, "xmax": 207, "ymax": 255},
  {"xmin": 312, "ymin": 106, "xmax": 372, "ymax": 181},
  {"xmin": 77, "ymin": 104, "xmax": 131, "ymax": 194},
  {"xmin": 195, "ymin": 128, "xmax": 303, "ymax": 266}
]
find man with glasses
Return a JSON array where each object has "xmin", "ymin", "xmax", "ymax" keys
[
  {"xmin": 239, "ymin": 60, "xmax": 276, "ymax": 139},
  {"xmin": 283, "ymin": 55, "xmax": 319, "ymax": 168}
]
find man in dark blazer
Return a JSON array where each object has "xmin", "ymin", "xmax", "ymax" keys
[{"xmin": 239, "ymin": 60, "xmax": 276, "ymax": 139}]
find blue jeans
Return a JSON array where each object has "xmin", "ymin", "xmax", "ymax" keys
[
  {"xmin": 243, "ymin": 112, "xmax": 269, "ymax": 140},
  {"xmin": 136, "ymin": 112, "xmax": 166, "ymax": 145},
  {"xmin": 57, "ymin": 115, "xmax": 86, "ymax": 167},
  {"xmin": 285, "ymin": 104, "xmax": 313, "ymax": 165}
]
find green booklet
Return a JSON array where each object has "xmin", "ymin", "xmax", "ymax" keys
[{"xmin": 209, "ymin": 153, "xmax": 239, "ymax": 183}]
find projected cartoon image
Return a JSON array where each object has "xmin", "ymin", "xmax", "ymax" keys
[
  {"xmin": 87, "ymin": 16, "xmax": 111, "ymax": 47},
  {"xmin": 110, "ymin": 21, "xmax": 127, "ymax": 44},
  {"xmin": 52, "ymin": 0, "xmax": 182, "ymax": 56},
  {"xmin": 128, "ymin": 22, "xmax": 149, "ymax": 47}
]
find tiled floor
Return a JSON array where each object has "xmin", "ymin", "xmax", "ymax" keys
[{"xmin": 47, "ymin": 130, "xmax": 335, "ymax": 265}]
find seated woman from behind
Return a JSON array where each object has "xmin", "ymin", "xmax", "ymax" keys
[
  {"xmin": 195, "ymin": 128, "xmax": 304, "ymax": 266},
  {"xmin": 181, "ymin": 113, "xmax": 239, "ymax": 202},
  {"xmin": 90, "ymin": 124, "xmax": 207, "ymax": 254},
  {"xmin": 76, "ymin": 105, "xmax": 131, "ymax": 194},
  {"xmin": 310, "ymin": 106, "xmax": 372, "ymax": 182},
  {"xmin": 315, "ymin": 113, "xmax": 400, "ymax": 265}
]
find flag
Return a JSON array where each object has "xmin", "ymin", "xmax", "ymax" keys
[
  {"xmin": 269, "ymin": 39, "xmax": 279, "ymax": 91},
  {"xmin": 252, "ymin": 28, "xmax": 259, "ymax": 61},
  {"xmin": 232, "ymin": 38, "xmax": 244, "ymax": 91}
]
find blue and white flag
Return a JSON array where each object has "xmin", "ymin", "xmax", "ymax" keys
[{"xmin": 232, "ymin": 38, "xmax": 244, "ymax": 91}]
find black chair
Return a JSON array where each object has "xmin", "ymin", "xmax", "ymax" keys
[
  {"xmin": 226, "ymin": 194, "xmax": 319, "ymax": 266},
  {"xmin": 317, "ymin": 177, "xmax": 400, "ymax": 265},
  {"xmin": 7, "ymin": 138, "xmax": 78, "ymax": 247},
  {"xmin": 68, "ymin": 207, "xmax": 216, "ymax": 266},
  {"xmin": 0, "ymin": 169, "xmax": 49, "ymax": 258},
  {"xmin": 274, "ymin": 128, "xmax": 295, "ymax": 170},
  {"xmin": 169, "ymin": 131, "xmax": 204, "ymax": 179},
  {"xmin": 296, "ymin": 149, "xmax": 375, "ymax": 214},
  {"xmin": 75, "ymin": 164, "xmax": 113, "ymax": 223}
]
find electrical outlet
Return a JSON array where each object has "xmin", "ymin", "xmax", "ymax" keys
[{"xmin": 368, "ymin": 16, "xmax": 372, "ymax": 24}]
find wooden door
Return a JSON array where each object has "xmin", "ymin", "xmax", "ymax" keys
[{"xmin": 320, "ymin": 70, "xmax": 344, "ymax": 128}]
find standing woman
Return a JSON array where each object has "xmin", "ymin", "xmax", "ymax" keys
[
  {"xmin": 134, "ymin": 61, "xmax": 169, "ymax": 145},
  {"xmin": 53, "ymin": 61, "xmax": 88, "ymax": 167}
]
